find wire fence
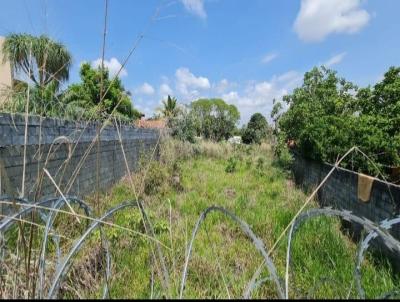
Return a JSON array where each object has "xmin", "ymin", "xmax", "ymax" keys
[{"xmin": 0, "ymin": 194, "xmax": 399, "ymax": 299}]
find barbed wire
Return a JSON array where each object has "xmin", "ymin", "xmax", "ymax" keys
[{"xmin": 0, "ymin": 195, "xmax": 399, "ymax": 299}]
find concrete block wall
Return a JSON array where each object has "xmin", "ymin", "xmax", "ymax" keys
[
  {"xmin": 0, "ymin": 113, "xmax": 160, "ymax": 212},
  {"xmin": 292, "ymin": 154, "xmax": 400, "ymax": 266}
]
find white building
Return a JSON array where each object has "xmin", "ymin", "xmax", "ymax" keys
[
  {"xmin": 0, "ymin": 36, "xmax": 12, "ymax": 89},
  {"xmin": 228, "ymin": 136, "xmax": 242, "ymax": 145}
]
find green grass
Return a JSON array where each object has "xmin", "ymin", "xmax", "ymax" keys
[{"xmin": 78, "ymin": 141, "xmax": 398, "ymax": 299}]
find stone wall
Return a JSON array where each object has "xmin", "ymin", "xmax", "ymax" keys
[{"xmin": 0, "ymin": 113, "xmax": 160, "ymax": 212}]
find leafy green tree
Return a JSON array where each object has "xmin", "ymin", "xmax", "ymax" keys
[
  {"xmin": 356, "ymin": 67, "xmax": 400, "ymax": 118},
  {"xmin": 279, "ymin": 67, "xmax": 357, "ymax": 144},
  {"xmin": 277, "ymin": 66, "xmax": 400, "ymax": 178},
  {"xmin": 168, "ymin": 106, "xmax": 197, "ymax": 143},
  {"xmin": 190, "ymin": 98, "xmax": 240, "ymax": 141},
  {"xmin": 2, "ymin": 33, "xmax": 72, "ymax": 89},
  {"xmin": 63, "ymin": 63, "xmax": 141, "ymax": 120},
  {"xmin": 270, "ymin": 99, "xmax": 283, "ymax": 131},
  {"xmin": 161, "ymin": 95, "xmax": 179, "ymax": 118},
  {"xmin": 1, "ymin": 34, "xmax": 73, "ymax": 117},
  {"xmin": 242, "ymin": 113, "xmax": 270, "ymax": 144}
]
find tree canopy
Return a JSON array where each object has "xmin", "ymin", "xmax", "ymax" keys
[
  {"xmin": 160, "ymin": 95, "xmax": 179, "ymax": 118},
  {"xmin": 2, "ymin": 33, "xmax": 72, "ymax": 89},
  {"xmin": 190, "ymin": 98, "xmax": 240, "ymax": 141},
  {"xmin": 242, "ymin": 113, "xmax": 271, "ymax": 144},
  {"xmin": 63, "ymin": 62, "xmax": 141, "ymax": 121},
  {"xmin": 276, "ymin": 66, "xmax": 400, "ymax": 179},
  {"xmin": 1, "ymin": 33, "xmax": 141, "ymax": 122}
]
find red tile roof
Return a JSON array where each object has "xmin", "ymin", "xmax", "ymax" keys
[{"xmin": 135, "ymin": 118, "xmax": 167, "ymax": 129}]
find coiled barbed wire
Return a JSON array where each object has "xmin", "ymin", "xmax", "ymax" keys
[{"xmin": 0, "ymin": 196, "xmax": 399, "ymax": 299}]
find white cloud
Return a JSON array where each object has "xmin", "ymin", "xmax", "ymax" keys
[
  {"xmin": 261, "ymin": 52, "xmax": 278, "ymax": 64},
  {"xmin": 91, "ymin": 57, "xmax": 127, "ymax": 78},
  {"xmin": 135, "ymin": 82, "xmax": 155, "ymax": 95},
  {"xmin": 180, "ymin": 0, "xmax": 207, "ymax": 19},
  {"xmin": 159, "ymin": 83, "xmax": 174, "ymax": 101},
  {"xmin": 226, "ymin": 81, "xmax": 286, "ymax": 109},
  {"xmin": 276, "ymin": 70, "xmax": 300, "ymax": 82},
  {"xmin": 175, "ymin": 67, "xmax": 210, "ymax": 100},
  {"xmin": 131, "ymin": 69, "xmax": 303, "ymax": 124},
  {"xmin": 274, "ymin": 70, "xmax": 303, "ymax": 90},
  {"xmin": 294, "ymin": 0, "xmax": 370, "ymax": 42},
  {"xmin": 214, "ymin": 79, "xmax": 231, "ymax": 94},
  {"xmin": 324, "ymin": 52, "xmax": 347, "ymax": 67},
  {"xmin": 221, "ymin": 71, "xmax": 301, "ymax": 123},
  {"xmin": 160, "ymin": 83, "xmax": 173, "ymax": 97}
]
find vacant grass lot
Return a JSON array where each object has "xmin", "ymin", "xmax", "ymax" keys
[{"xmin": 80, "ymin": 140, "xmax": 398, "ymax": 299}]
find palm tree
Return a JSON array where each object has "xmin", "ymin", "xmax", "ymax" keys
[
  {"xmin": 161, "ymin": 95, "xmax": 179, "ymax": 118},
  {"xmin": 2, "ymin": 33, "xmax": 72, "ymax": 89}
]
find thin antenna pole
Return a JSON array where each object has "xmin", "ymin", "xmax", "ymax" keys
[
  {"xmin": 100, "ymin": 0, "xmax": 108, "ymax": 99},
  {"xmin": 96, "ymin": 0, "xmax": 109, "ymax": 213},
  {"xmin": 21, "ymin": 43, "xmax": 33, "ymax": 198}
]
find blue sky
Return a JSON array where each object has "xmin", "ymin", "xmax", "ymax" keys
[{"xmin": 1, "ymin": 0, "xmax": 399, "ymax": 123}]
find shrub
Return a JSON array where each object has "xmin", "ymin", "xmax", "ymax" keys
[
  {"xmin": 159, "ymin": 138, "xmax": 195, "ymax": 163},
  {"xmin": 225, "ymin": 157, "xmax": 238, "ymax": 173},
  {"xmin": 245, "ymin": 159, "xmax": 252, "ymax": 169},
  {"xmin": 170, "ymin": 161, "xmax": 184, "ymax": 192},
  {"xmin": 276, "ymin": 145, "xmax": 294, "ymax": 170},
  {"xmin": 143, "ymin": 161, "xmax": 168, "ymax": 195},
  {"xmin": 168, "ymin": 108, "xmax": 197, "ymax": 143},
  {"xmin": 201, "ymin": 141, "xmax": 232, "ymax": 158},
  {"xmin": 256, "ymin": 157, "xmax": 265, "ymax": 170}
]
